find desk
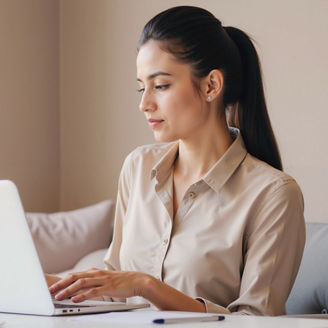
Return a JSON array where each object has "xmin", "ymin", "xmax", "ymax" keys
[{"xmin": 0, "ymin": 312, "xmax": 327, "ymax": 328}]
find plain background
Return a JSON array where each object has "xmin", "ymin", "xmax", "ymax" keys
[{"xmin": 0, "ymin": 0, "xmax": 327, "ymax": 221}]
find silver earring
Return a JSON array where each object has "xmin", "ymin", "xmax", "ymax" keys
[{"xmin": 207, "ymin": 96, "xmax": 211, "ymax": 101}]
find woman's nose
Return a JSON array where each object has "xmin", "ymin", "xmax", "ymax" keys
[{"xmin": 139, "ymin": 91, "xmax": 156, "ymax": 113}]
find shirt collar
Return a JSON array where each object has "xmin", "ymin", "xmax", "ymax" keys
[
  {"xmin": 151, "ymin": 142, "xmax": 179, "ymax": 184},
  {"xmin": 151, "ymin": 128, "xmax": 248, "ymax": 193},
  {"xmin": 202, "ymin": 128, "xmax": 247, "ymax": 193}
]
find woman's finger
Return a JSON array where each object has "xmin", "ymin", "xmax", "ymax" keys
[
  {"xmin": 49, "ymin": 273, "xmax": 79, "ymax": 294},
  {"xmin": 54, "ymin": 276, "xmax": 105, "ymax": 301},
  {"xmin": 49, "ymin": 270, "xmax": 102, "ymax": 295},
  {"xmin": 71, "ymin": 286, "xmax": 106, "ymax": 303}
]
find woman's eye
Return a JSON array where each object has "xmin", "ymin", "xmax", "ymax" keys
[
  {"xmin": 155, "ymin": 84, "xmax": 170, "ymax": 90},
  {"xmin": 137, "ymin": 84, "xmax": 169, "ymax": 93}
]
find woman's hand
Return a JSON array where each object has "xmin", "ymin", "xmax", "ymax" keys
[
  {"xmin": 49, "ymin": 268, "xmax": 206, "ymax": 312},
  {"xmin": 49, "ymin": 268, "xmax": 153, "ymax": 303}
]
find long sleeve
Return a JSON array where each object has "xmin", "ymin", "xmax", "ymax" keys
[
  {"xmin": 104, "ymin": 154, "xmax": 132, "ymax": 272},
  {"xmin": 199, "ymin": 179, "xmax": 305, "ymax": 315},
  {"xmin": 102, "ymin": 155, "xmax": 133, "ymax": 303}
]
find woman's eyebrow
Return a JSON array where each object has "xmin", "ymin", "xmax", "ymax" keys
[{"xmin": 137, "ymin": 71, "xmax": 172, "ymax": 82}]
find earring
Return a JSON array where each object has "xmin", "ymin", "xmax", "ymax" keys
[{"xmin": 207, "ymin": 96, "xmax": 211, "ymax": 101}]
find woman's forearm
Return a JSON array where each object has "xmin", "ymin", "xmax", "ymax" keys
[
  {"xmin": 49, "ymin": 269, "xmax": 206, "ymax": 310},
  {"xmin": 141, "ymin": 275, "xmax": 206, "ymax": 312}
]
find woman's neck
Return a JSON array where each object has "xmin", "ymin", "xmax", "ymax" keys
[{"xmin": 174, "ymin": 121, "xmax": 233, "ymax": 181}]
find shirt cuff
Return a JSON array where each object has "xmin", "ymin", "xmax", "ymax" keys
[{"xmin": 196, "ymin": 298, "xmax": 231, "ymax": 314}]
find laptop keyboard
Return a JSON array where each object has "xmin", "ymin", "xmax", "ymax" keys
[{"xmin": 54, "ymin": 302, "xmax": 91, "ymax": 308}]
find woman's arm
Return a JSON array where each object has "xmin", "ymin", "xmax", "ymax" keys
[
  {"xmin": 49, "ymin": 268, "xmax": 205, "ymax": 312},
  {"xmin": 143, "ymin": 275, "xmax": 206, "ymax": 312},
  {"xmin": 226, "ymin": 180, "xmax": 305, "ymax": 315}
]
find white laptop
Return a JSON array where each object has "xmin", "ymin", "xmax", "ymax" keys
[{"xmin": 0, "ymin": 180, "xmax": 149, "ymax": 316}]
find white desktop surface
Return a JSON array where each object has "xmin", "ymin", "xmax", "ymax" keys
[{"xmin": 0, "ymin": 312, "xmax": 328, "ymax": 328}]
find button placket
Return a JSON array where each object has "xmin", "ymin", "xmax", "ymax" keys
[
  {"xmin": 177, "ymin": 183, "xmax": 203, "ymax": 220},
  {"xmin": 188, "ymin": 191, "xmax": 196, "ymax": 199}
]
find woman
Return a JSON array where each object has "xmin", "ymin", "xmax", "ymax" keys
[{"xmin": 49, "ymin": 6, "xmax": 305, "ymax": 315}]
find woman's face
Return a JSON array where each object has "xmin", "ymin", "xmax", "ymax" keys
[{"xmin": 136, "ymin": 40, "xmax": 210, "ymax": 143}]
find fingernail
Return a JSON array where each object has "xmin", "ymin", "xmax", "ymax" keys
[
  {"xmin": 72, "ymin": 296, "xmax": 81, "ymax": 302},
  {"xmin": 55, "ymin": 293, "xmax": 64, "ymax": 300}
]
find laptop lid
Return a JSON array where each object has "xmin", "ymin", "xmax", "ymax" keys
[
  {"xmin": 0, "ymin": 180, "xmax": 55, "ymax": 315},
  {"xmin": 0, "ymin": 180, "xmax": 149, "ymax": 316}
]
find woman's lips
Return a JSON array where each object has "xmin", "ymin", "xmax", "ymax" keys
[{"xmin": 148, "ymin": 118, "xmax": 164, "ymax": 129}]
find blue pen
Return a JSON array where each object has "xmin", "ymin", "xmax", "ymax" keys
[{"xmin": 153, "ymin": 315, "xmax": 225, "ymax": 324}]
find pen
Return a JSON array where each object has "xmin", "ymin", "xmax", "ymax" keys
[{"xmin": 153, "ymin": 315, "xmax": 225, "ymax": 324}]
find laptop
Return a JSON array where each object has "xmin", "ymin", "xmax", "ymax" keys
[{"xmin": 0, "ymin": 180, "xmax": 149, "ymax": 316}]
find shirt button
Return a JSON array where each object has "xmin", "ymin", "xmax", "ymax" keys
[
  {"xmin": 188, "ymin": 192, "xmax": 196, "ymax": 199},
  {"xmin": 163, "ymin": 238, "xmax": 169, "ymax": 245}
]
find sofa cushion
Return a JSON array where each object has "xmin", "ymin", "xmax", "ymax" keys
[
  {"xmin": 286, "ymin": 222, "xmax": 328, "ymax": 314},
  {"xmin": 58, "ymin": 248, "xmax": 108, "ymax": 277},
  {"xmin": 26, "ymin": 200, "xmax": 114, "ymax": 274}
]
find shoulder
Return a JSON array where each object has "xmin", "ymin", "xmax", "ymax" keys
[
  {"xmin": 242, "ymin": 153, "xmax": 302, "ymax": 198},
  {"xmin": 128, "ymin": 142, "xmax": 175, "ymax": 160},
  {"xmin": 126, "ymin": 142, "xmax": 176, "ymax": 164},
  {"xmin": 241, "ymin": 154, "xmax": 304, "ymax": 213},
  {"xmin": 121, "ymin": 142, "xmax": 176, "ymax": 174},
  {"xmin": 242, "ymin": 155, "xmax": 305, "ymax": 237}
]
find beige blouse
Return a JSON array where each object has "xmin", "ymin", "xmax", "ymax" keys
[{"xmin": 104, "ymin": 129, "xmax": 305, "ymax": 315}]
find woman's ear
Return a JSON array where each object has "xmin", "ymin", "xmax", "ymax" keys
[{"xmin": 200, "ymin": 69, "xmax": 224, "ymax": 102}]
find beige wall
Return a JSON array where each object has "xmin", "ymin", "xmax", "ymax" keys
[
  {"xmin": 0, "ymin": 0, "xmax": 59, "ymax": 212},
  {"xmin": 60, "ymin": 0, "xmax": 328, "ymax": 221},
  {"xmin": 1, "ymin": 0, "xmax": 328, "ymax": 221}
]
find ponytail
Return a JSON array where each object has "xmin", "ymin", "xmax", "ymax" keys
[
  {"xmin": 139, "ymin": 6, "xmax": 283, "ymax": 171},
  {"xmin": 224, "ymin": 27, "xmax": 282, "ymax": 171}
]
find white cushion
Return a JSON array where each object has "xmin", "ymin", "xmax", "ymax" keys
[
  {"xmin": 58, "ymin": 248, "xmax": 108, "ymax": 277},
  {"xmin": 26, "ymin": 200, "xmax": 114, "ymax": 274}
]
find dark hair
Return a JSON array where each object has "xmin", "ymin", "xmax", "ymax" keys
[{"xmin": 138, "ymin": 6, "xmax": 282, "ymax": 171}]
